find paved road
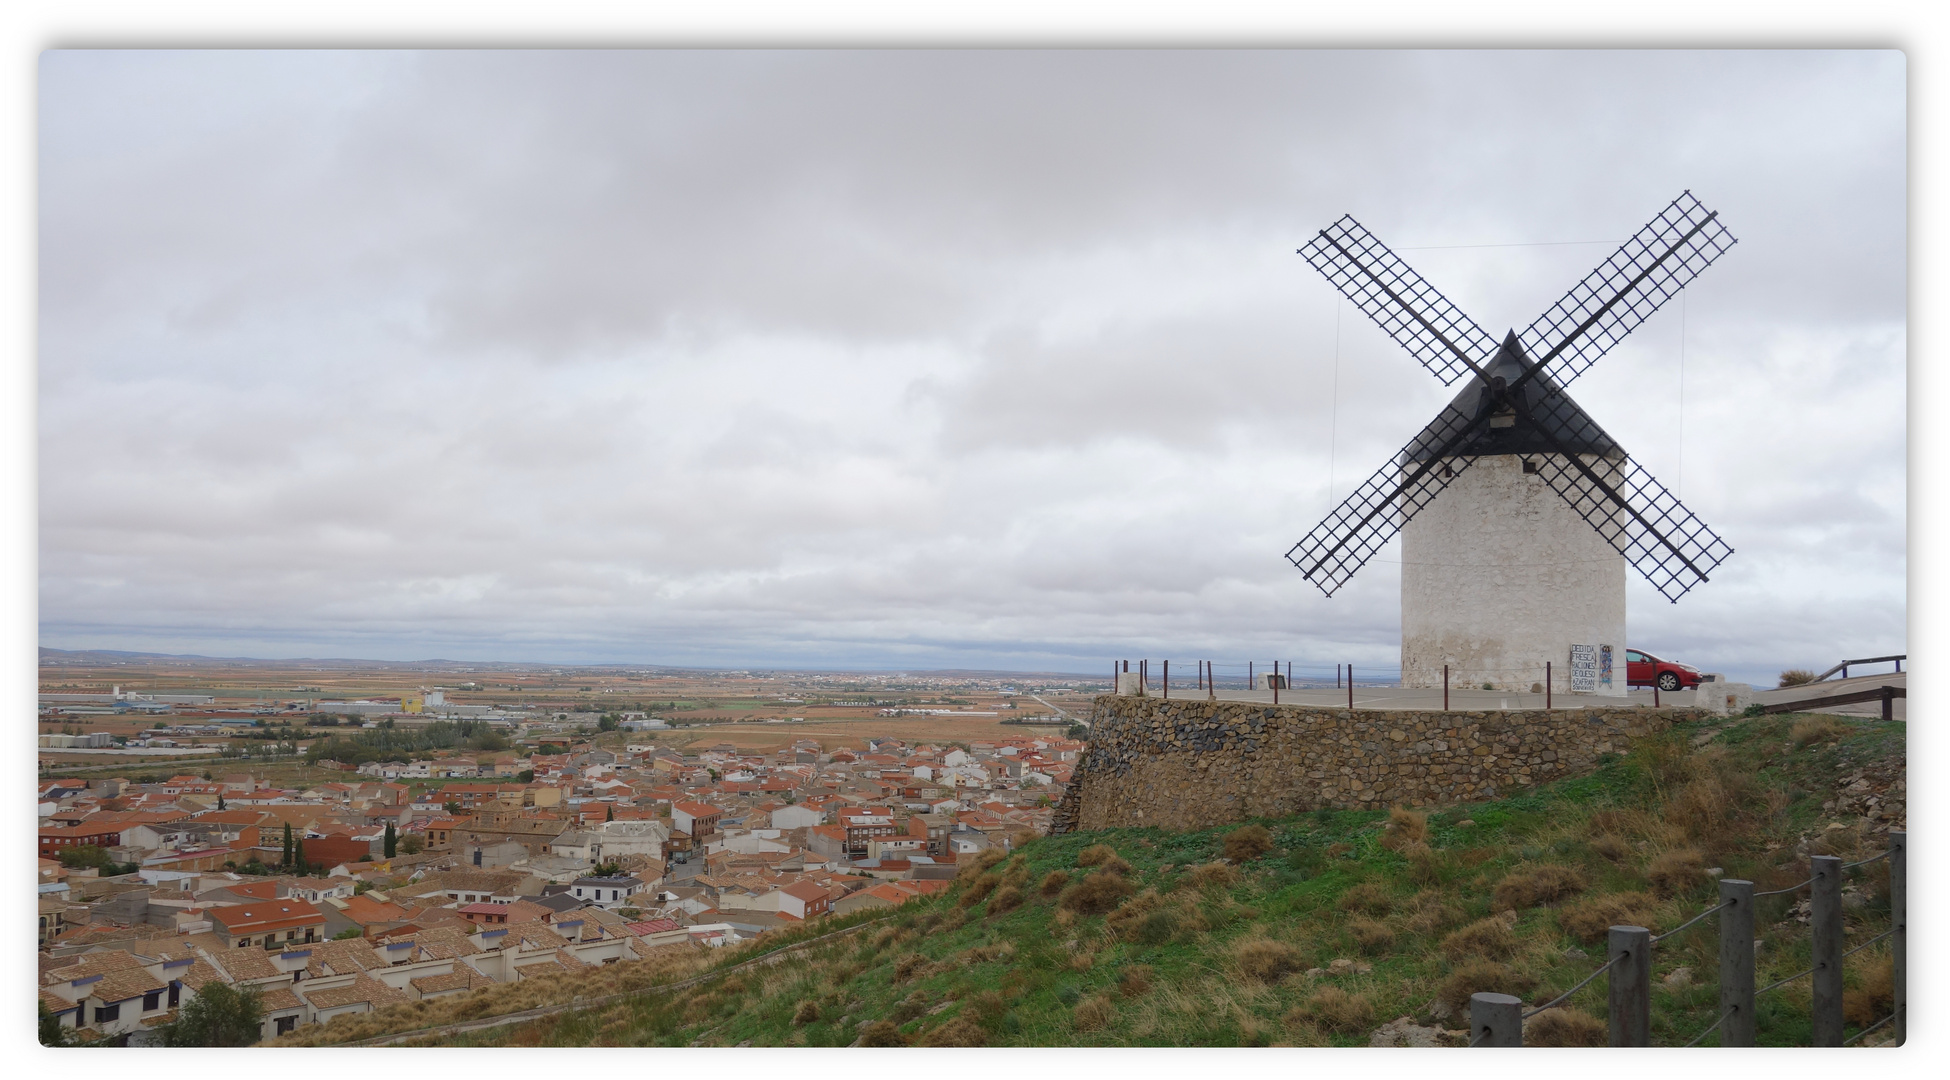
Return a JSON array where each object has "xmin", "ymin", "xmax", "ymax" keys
[{"xmin": 1753, "ymin": 672, "xmax": 1906, "ymax": 721}]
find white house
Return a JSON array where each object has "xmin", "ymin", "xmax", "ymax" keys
[{"xmin": 569, "ymin": 875, "xmax": 645, "ymax": 910}]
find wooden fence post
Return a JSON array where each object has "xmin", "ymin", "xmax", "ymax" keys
[
  {"xmin": 1810, "ymin": 854, "xmax": 1844, "ymax": 1046},
  {"xmin": 1207, "ymin": 661, "xmax": 1215, "ymax": 702},
  {"xmin": 1718, "ymin": 878, "xmax": 1756, "ymax": 1046},
  {"xmin": 1608, "ymin": 925, "xmax": 1651, "ymax": 1046},
  {"xmin": 1890, "ymin": 830, "xmax": 1905, "ymax": 1045},
  {"xmin": 1470, "ymin": 992, "xmax": 1523, "ymax": 1047}
]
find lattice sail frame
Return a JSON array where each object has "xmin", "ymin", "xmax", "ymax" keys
[
  {"xmin": 1517, "ymin": 191, "xmax": 1738, "ymax": 387},
  {"xmin": 1286, "ymin": 192, "xmax": 1738, "ymax": 602}
]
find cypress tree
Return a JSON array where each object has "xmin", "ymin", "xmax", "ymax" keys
[
  {"xmin": 293, "ymin": 837, "xmax": 305, "ymax": 875},
  {"xmin": 282, "ymin": 822, "xmax": 293, "ymax": 867},
  {"xmin": 217, "ymin": 793, "xmax": 226, "ymax": 811},
  {"xmin": 384, "ymin": 822, "xmax": 396, "ymax": 859},
  {"xmin": 606, "ymin": 804, "xmax": 614, "ymax": 822}
]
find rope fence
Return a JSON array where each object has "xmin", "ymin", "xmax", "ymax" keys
[
  {"xmin": 1471, "ymin": 831, "xmax": 1905, "ymax": 1048},
  {"xmin": 1108, "ymin": 657, "xmax": 1706, "ymax": 709}
]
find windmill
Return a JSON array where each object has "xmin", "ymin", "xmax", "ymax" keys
[{"xmin": 1287, "ymin": 192, "xmax": 1736, "ymax": 697}]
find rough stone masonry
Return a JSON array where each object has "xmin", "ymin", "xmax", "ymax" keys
[{"xmin": 1051, "ymin": 694, "xmax": 1701, "ymax": 833}]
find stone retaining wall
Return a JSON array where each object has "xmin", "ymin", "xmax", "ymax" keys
[{"xmin": 1052, "ymin": 695, "xmax": 1700, "ymax": 833}]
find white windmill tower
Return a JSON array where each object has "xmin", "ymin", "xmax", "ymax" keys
[{"xmin": 1287, "ymin": 193, "xmax": 1737, "ymax": 697}]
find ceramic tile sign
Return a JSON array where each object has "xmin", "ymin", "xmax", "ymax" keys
[
  {"xmin": 1570, "ymin": 644, "xmax": 1597, "ymax": 693},
  {"xmin": 1599, "ymin": 644, "xmax": 1615, "ymax": 692}
]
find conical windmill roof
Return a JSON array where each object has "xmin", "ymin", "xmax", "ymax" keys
[{"xmin": 1403, "ymin": 332, "xmax": 1621, "ymax": 463}]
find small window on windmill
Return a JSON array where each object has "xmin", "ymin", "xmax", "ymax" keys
[
  {"xmin": 1521, "ymin": 459, "xmax": 1538, "ymax": 474},
  {"xmin": 1489, "ymin": 405, "xmax": 1517, "ymax": 429}
]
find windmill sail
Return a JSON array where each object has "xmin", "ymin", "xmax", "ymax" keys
[
  {"xmin": 1508, "ymin": 379, "xmax": 1735, "ymax": 602},
  {"xmin": 1516, "ymin": 191, "xmax": 1738, "ymax": 387},
  {"xmin": 1298, "ymin": 215, "xmax": 1500, "ymax": 385}
]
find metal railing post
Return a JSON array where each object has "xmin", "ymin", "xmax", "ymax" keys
[
  {"xmin": 1718, "ymin": 878, "xmax": 1756, "ymax": 1046},
  {"xmin": 1890, "ymin": 831, "xmax": 1906, "ymax": 1045},
  {"xmin": 1608, "ymin": 925, "xmax": 1651, "ymax": 1046},
  {"xmin": 1810, "ymin": 854, "xmax": 1844, "ymax": 1045},
  {"xmin": 1443, "ymin": 664, "xmax": 1449, "ymax": 710},
  {"xmin": 1347, "ymin": 665, "xmax": 1354, "ymax": 710},
  {"xmin": 1470, "ymin": 992, "xmax": 1523, "ymax": 1047},
  {"xmin": 1163, "ymin": 660, "xmax": 1169, "ymax": 701},
  {"xmin": 1546, "ymin": 661, "xmax": 1552, "ymax": 709},
  {"xmin": 1881, "ymin": 685, "xmax": 1894, "ymax": 722},
  {"xmin": 1207, "ymin": 661, "xmax": 1215, "ymax": 701}
]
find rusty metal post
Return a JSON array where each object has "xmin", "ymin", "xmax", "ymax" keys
[
  {"xmin": 1811, "ymin": 854, "xmax": 1844, "ymax": 1045},
  {"xmin": 1891, "ymin": 830, "xmax": 1906, "ymax": 1045},
  {"xmin": 1608, "ymin": 925, "xmax": 1651, "ymax": 1046},
  {"xmin": 1653, "ymin": 676, "xmax": 1660, "ymax": 707},
  {"xmin": 1718, "ymin": 878, "xmax": 1755, "ymax": 1046},
  {"xmin": 1470, "ymin": 992, "xmax": 1522, "ymax": 1047}
]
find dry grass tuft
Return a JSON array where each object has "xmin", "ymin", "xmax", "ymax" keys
[
  {"xmin": 1076, "ymin": 844, "xmax": 1121, "ymax": 869},
  {"xmin": 1646, "ymin": 848, "xmax": 1707, "ymax": 899},
  {"xmin": 1557, "ymin": 891, "xmax": 1657, "ymax": 945},
  {"xmin": 1303, "ymin": 986, "xmax": 1376, "ymax": 1033},
  {"xmin": 1223, "ymin": 824, "xmax": 1276, "ymax": 862},
  {"xmin": 919, "ymin": 1016, "xmax": 988, "ymax": 1047},
  {"xmin": 1348, "ymin": 917, "xmax": 1396, "ymax": 954},
  {"xmin": 1792, "ymin": 715, "xmax": 1854, "ymax": 749},
  {"xmin": 1590, "ymin": 834, "xmax": 1631, "ymax": 863},
  {"xmin": 1181, "ymin": 861, "xmax": 1240, "ymax": 891},
  {"xmin": 958, "ymin": 871, "xmax": 1002, "ymax": 908},
  {"xmin": 857, "ymin": 1020, "xmax": 909, "ymax": 1047},
  {"xmin": 1379, "ymin": 805, "xmax": 1429, "ymax": 851},
  {"xmin": 1404, "ymin": 891, "xmax": 1464, "ymax": 937},
  {"xmin": 1117, "ymin": 964, "xmax": 1155, "ymax": 998},
  {"xmin": 1231, "ymin": 936, "xmax": 1308, "ymax": 983},
  {"xmin": 1441, "ymin": 917, "xmax": 1518, "ymax": 961},
  {"xmin": 986, "ymin": 885, "xmax": 1024, "ymax": 915},
  {"xmin": 1492, "ymin": 865, "xmax": 1588, "ymax": 910},
  {"xmin": 956, "ymin": 847, "xmax": 1008, "ymax": 882},
  {"xmin": 1057, "ymin": 870, "xmax": 1136, "ymax": 914},
  {"xmin": 1844, "ymin": 955, "xmax": 1895, "ymax": 1027},
  {"xmin": 792, "ymin": 999, "xmax": 820, "ymax": 1025},
  {"xmin": 1438, "ymin": 959, "xmax": 1538, "ymax": 1011},
  {"xmin": 1072, "ymin": 994, "xmax": 1116, "ymax": 1032},
  {"xmin": 1338, "ymin": 881, "xmax": 1394, "ymax": 918},
  {"xmin": 1106, "ymin": 889, "xmax": 1204, "ymax": 945},
  {"xmin": 893, "ymin": 952, "xmax": 930, "ymax": 981},
  {"xmin": 1038, "ymin": 869, "xmax": 1071, "ymax": 898},
  {"xmin": 1525, "ymin": 1008, "xmax": 1607, "ymax": 1046},
  {"xmin": 1777, "ymin": 669, "xmax": 1817, "ymax": 688},
  {"xmin": 1000, "ymin": 855, "xmax": 1031, "ymax": 888},
  {"xmin": 967, "ymin": 990, "xmax": 1010, "ymax": 1027}
]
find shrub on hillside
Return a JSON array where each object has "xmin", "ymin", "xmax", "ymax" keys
[
  {"xmin": 1057, "ymin": 870, "xmax": 1135, "ymax": 915},
  {"xmin": 987, "ymin": 885, "xmax": 1024, "ymax": 915},
  {"xmin": 957, "ymin": 848, "xmax": 1007, "ymax": 882},
  {"xmin": 1338, "ymin": 881, "xmax": 1394, "ymax": 917},
  {"xmin": 959, "ymin": 871, "xmax": 1002, "ymax": 908},
  {"xmin": 857, "ymin": 1020, "xmax": 909, "ymax": 1046},
  {"xmin": 1223, "ymin": 824, "xmax": 1275, "ymax": 862},
  {"xmin": 1038, "ymin": 869, "xmax": 1070, "ymax": 898},
  {"xmin": 1778, "ymin": 669, "xmax": 1817, "ymax": 688},
  {"xmin": 1557, "ymin": 891, "xmax": 1657, "ymax": 945},
  {"xmin": 1072, "ymin": 994, "xmax": 1116, "ymax": 1032},
  {"xmin": 1526, "ymin": 1008, "xmax": 1607, "ymax": 1046},
  {"xmin": 920, "ymin": 1016, "xmax": 988, "ymax": 1046},
  {"xmin": 1303, "ymin": 986, "xmax": 1375, "ymax": 1033},
  {"xmin": 1181, "ymin": 861, "xmax": 1240, "ymax": 891},
  {"xmin": 1348, "ymin": 917, "xmax": 1395, "ymax": 954},
  {"xmin": 1440, "ymin": 917, "xmax": 1518, "ymax": 961},
  {"xmin": 1438, "ymin": 959, "xmax": 1538, "ymax": 1011},
  {"xmin": 1492, "ymin": 865, "xmax": 1588, "ymax": 910},
  {"xmin": 1231, "ymin": 936, "xmax": 1307, "ymax": 983},
  {"xmin": 1646, "ymin": 848, "xmax": 1706, "ymax": 899},
  {"xmin": 1379, "ymin": 806, "xmax": 1429, "ymax": 850}
]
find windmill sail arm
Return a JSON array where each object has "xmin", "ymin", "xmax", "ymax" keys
[
  {"xmin": 1286, "ymin": 409, "xmax": 1491, "ymax": 596},
  {"xmin": 1507, "ymin": 394, "xmax": 1733, "ymax": 601},
  {"xmin": 1299, "ymin": 216, "xmax": 1501, "ymax": 386},
  {"xmin": 1516, "ymin": 191, "xmax": 1737, "ymax": 388}
]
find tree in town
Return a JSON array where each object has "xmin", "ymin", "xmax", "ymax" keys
[
  {"xmin": 383, "ymin": 822, "xmax": 396, "ymax": 859},
  {"xmin": 282, "ymin": 822, "xmax": 294, "ymax": 867},
  {"xmin": 217, "ymin": 794, "xmax": 226, "ymax": 810},
  {"xmin": 398, "ymin": 834, "xmax": 424, "ymax": 855},
  {"xmin": 158, "ymin": 982, "xmax": 264, "ymax": 1047},
  {"xmin": 605, "ymin": 804, "xmax": 615, "ymax": 822},
  {"xmin": 598, "ymin": 713, "xmax": 620, "ymax": 732},
  {"xmin": 38, "ymin": 1002, "xmax": 72, "ymax": 1047},
  {"xmin": 292, "ymin": 838, "xmax": 306, "ymax": 875}
]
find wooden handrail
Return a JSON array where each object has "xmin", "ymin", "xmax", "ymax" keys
[{"xmin": 1811, "ymin": 655, "xmax": 1905, "ymax": 683}]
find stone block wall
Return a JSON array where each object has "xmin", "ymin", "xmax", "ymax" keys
[{"xmin": 1051, "ymin": 695, "xmax": 1700, "ymax": 834}]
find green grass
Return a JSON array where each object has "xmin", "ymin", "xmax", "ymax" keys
[{"xmin": 375, "ymin": 712, "xmax": 1906, "ymax": 1048}]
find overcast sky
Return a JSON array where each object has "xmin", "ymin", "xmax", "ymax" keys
[{"xmin": 37, "ymin": 49, "xmax": 1905, "ymax": 681}]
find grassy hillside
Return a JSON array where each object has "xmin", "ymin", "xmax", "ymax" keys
[{"xmin": 314, "ymin": 711, "xmax": 1904, "ymax": 1048}]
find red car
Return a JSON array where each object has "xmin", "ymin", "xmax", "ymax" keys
[{"xmin": 1626, "ymin": 649, "xmax": 1703, "ymax": 692}]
